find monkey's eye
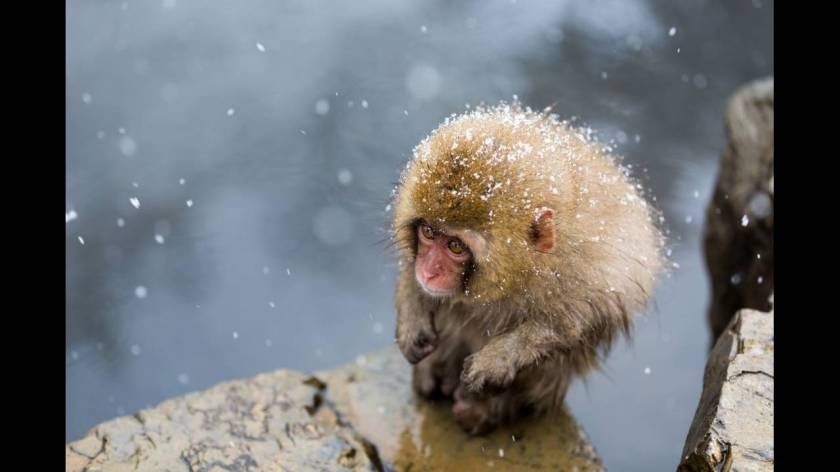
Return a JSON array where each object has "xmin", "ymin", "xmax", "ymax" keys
[
  {"xmin": 419, "ymin": 224, "xmax": 435, "ymax": 240},
  {"xmin": 447, "ymin": 239, "xmax": 465, "ymax": 255}
]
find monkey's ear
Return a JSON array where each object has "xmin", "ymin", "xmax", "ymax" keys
[{"xmin": 532, "ymin": 207, "xmax": 556, "ymax": 253}]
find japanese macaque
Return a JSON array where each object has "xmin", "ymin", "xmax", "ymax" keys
[{"xmin": 391, "ymin": 103, "xmax": 666, "ymax": 435}]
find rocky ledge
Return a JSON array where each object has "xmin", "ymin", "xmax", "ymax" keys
[
  {"xmin": 677, "ymin": 306, "xmax": 774, "ymax": 471},
  {"xmin": 67, "ymin": 345, "xmax": 603, "ymax": 471},
  {"xmin": 679, "ymin": 76, "xmax": 774, "ymax": 472}
]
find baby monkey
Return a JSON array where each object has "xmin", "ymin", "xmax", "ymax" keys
[{"xmin": 391, "ymin": 103, "xmax": 666, "ymax": 435}]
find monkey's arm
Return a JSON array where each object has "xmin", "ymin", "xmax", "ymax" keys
[
  {"xmin": 461, "ymin": 318, "xmax": 578, "ymax": 393},
  {"xmin": 395, "ymin": 267, "xmax": 438, "ymax": 364}
]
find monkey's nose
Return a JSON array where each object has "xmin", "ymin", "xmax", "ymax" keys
[{"xmin": 422, "ymin": 268, "xmax": 440, "ymax": 281}]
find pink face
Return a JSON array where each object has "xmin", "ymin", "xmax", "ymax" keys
[{"xmin": 414, "ymin": 223, "xmax": 472, "ymax": 297}]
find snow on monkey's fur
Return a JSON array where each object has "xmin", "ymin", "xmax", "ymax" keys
[{"xmin": 391, "ymin": 102, "xmax": 667, "ymax": 433}]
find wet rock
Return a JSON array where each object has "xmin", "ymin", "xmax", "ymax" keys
[
  {"xmin": 67, "ymin": 346, "xmax": 604, "ymax": 471},
  {"xmin": 318, "ymin": 346, "xmax": 604, "ymax": 471},
  {"xmin": 677, "ymin": 307, "xmax": 774, "ymax": 471},
  {"xmin": 703, "ymin": 76, "xmax": 774, "ymax": 343},
  {"xmin": 66, "ymin": 369, "xmax": 377, "ymax": 471}
]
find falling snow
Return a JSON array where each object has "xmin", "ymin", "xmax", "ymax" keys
[
  {"xmin": 337, "ymin": 169, "xmax": 353, "ymax": 185},
  {"xmin": 130, "ymin": 197, "xmax": 141, "ymax": 209},
  {"xmin": 117, "ymin": 218, "xmax": 125, "ymax": 227},
  {"xmin": 186, "ymin": 199, "xmax": 194, "ymax": 207},
  {"xmin": 155, "ymin": 234, "xmax": 165, "ymax": 244},
  {"xmin": 741, "ymin": 215, "xmax": 749, "ymax": 227},
  {"xmin": 119, "ymin": 136, "xmax": 137, "ymax": 156},
  {"xmin": 66, "ymin": 210, "xmax": 78, "ymax": 223},
  {"xmin": 135, "ymin": 286, "xmax": 148, "ymax": 298},
  {"xmin": 78, "ymin": 236, "xmax": 85, "ymax": 245},
  {"xmin": 406, "ymin": 64, "xmax": 441, "ymax": 100},
  {"xmin": 131, "ymin": 344, "xmax": 142, "ymax": 356},
  {"xmin": 256, "ymin": 42, "xmax": 266, "ymax": 52},
  {"xmin": 232, "ymin": 331, "xmax": 239, "ymax": 339},
  {"xmin": 748, "ymin": 191, "xmax": 772, "ymax": 218},
  {"xmin": 668, "ymin": 27, "xmax": 677, "ymax": 36},
  {"xmin": 178, "ymin": 373, "xmax": 190, "ymax": 385},
  {"xmin": 315, "ymin": 99, "xmax": 330, "ymax": 115},
  {"xmin": 227, "ymin": 108, "xmax": 235, "ymax": 116},
  {"xmin": 643, "ymin": 366, "xmax": 652, "ymax": 375}
]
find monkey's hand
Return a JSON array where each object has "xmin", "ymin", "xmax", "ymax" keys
[
  {"xmin": 462, "ymin": 321, "xmax": 568, "ymax": 393},
  {"xmin": 396, "ymin": 306, "xmax": 438, "ymax": 364},
  {"xmin": 398, "ymin": 323, "xmax": 438, "ymax": 364},
  {"xmin": 460, "ymin": 347, "xmax": 519, "ymax": 394}
]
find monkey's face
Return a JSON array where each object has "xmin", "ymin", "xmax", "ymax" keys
[{"xmin": 413, "ymin": 221, "xmax": 476, "ymax": 297}]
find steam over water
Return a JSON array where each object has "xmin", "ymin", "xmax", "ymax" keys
[{"xmin": 67, "ymin": 1, "xmax": 772, "ymax": 469}]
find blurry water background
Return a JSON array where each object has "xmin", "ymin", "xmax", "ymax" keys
[{"xmin": 66, "ymin": 1, "xmax": 772, "ymax": 469}]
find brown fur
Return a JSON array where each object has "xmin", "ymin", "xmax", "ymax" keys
[{"xmin": 392, "ymin": 103, "xmax": 666, "ymax": 434}]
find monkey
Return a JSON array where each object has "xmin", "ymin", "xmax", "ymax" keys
[{"xmin": 390, "ymin": 102, "xmax": 666, "ymax": 435}]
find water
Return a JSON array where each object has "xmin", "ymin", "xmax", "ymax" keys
[{"xmin": 66, "ymin": 1, "xmax": 773, "ymax": 469}]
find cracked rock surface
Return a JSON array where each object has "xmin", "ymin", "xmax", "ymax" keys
[
  {"xmin": 67, "ymin": 346, "xmax": 602, "ymax": 471},
  {"xmin": 66, "ymin": 369, "xmax": 377, "ymax": 471},
  {"xmin": 677, "ymin": 307, "xmax": 774, "ymax": 472},
  {"xmin": 677, "ymin": 76, "xmax": 774, "ymax": 472}
]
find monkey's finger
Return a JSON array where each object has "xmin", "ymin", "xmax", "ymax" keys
[{"xmin": 404, "ymin": 340, "xmax": 437, "ymax": 364}]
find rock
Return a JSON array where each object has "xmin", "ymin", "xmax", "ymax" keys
[
  {"xmin": 66, "ymin": 369, "xmax": 378, "ymax": 471},
  {"xmin": 677, "ymin": 307, "xmax": 774, "ymax": 472},
  {"xmin": 703, "ymin": 77, "xmax": 774, "ymax": 343},
  {"xmin": 318, "ymin": 346, "xmax": 604, "ymax": 471},
  {"xmin": 67, "ymin": 346, "xmax": 604, "ymax": 471}
]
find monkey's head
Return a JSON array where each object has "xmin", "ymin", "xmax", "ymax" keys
[{"xmin": 392, "ymin": 104, "xmax": 579, "ymax": 305}]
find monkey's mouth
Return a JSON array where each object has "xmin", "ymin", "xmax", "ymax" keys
[{"xmin": 415, "ymin": 276, "xmax": 457, "ymax": 298}]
